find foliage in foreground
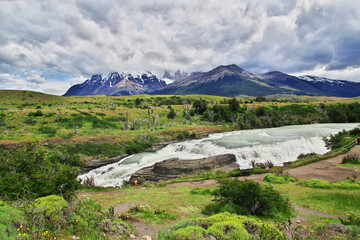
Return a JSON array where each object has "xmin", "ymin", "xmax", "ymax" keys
[
  {"xmin": 0, "ymin": 143, "xmax": 81, "ymax": 201},
  {"xmin": 157, "ymin": 212, "xmax": 285, "ymax": 240},
  {"xmin": 203, "ymin": 179, "xmax": 294, "ymax": 219},
  {"xmin": 0, "ymin": 195, "xmax": 131, "ymax": 239}
]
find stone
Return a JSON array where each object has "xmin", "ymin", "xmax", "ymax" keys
[
  {"xmin": 129, "ymin": 154, "xmax": 237, "ymax": 183},
  {"xmin": 208, "ymin": 235, "xmax": 217, "ymax": 240},
  {"xmin": 327, "ymin": 224, "xmax": 350, "ymax": 233}
]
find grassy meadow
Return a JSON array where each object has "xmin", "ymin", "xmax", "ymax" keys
[{"xmin": 1, "ymin": 90, "xmax": 360, "ymax": 239}]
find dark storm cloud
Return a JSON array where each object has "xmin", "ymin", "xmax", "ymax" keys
[{"xmin": 0, "ymin": 0, "xmax": 359, "ymax": 95}]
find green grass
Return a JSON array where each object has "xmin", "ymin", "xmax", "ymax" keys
[
  {"xmin": 79, "ymin": 185, "xmax": 213, "ymax": 220},
  {"xmin": 272, "ymin": 182, "xmax": 360, "ymax": 216}
]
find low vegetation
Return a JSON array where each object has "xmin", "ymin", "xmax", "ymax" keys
[
  {"xmin": 1, "ymin": 90, "xmax": 360, "ymax": 239},
  {"xmin": 203, "ymin": 179, "xmax": 294, "ymax": 220}
]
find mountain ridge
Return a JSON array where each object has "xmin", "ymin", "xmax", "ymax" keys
[{"xmin": 63, "ymin": 64, "xmax": 360, "ymax": 97}]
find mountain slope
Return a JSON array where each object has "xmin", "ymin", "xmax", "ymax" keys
[
  {"xmin": 154, "ymin": 64, "xmax": 309, "ymax": 97},
  {"xmin": 298, "ymin": 75, "xmax": 360, "ymax": 97}
]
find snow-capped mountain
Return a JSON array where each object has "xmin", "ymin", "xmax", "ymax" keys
[
  {"xmin": 297, "ymin": 75, "xmax": 360, "ymax": 97},
  {"xmin": 63, "ymin": 71, "xmax": 166, "ymax": 96}
]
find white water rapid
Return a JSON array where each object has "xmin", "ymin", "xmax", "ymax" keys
[{"xmin": 78, "ymin": 123, "xmax": 360, "ymax": 187}]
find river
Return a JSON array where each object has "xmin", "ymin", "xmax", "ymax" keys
[{"xmin": 78, "ymin": 123, "xmax": 360, "ymax": 187}]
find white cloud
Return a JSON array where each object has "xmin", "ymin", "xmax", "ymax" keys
[{"xmin": 0, "ymin": 0, "xmax": 359, "ymax": 95}]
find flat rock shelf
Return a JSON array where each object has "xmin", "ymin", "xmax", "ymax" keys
[{"xmin": 129, "ymin": 154, "xmax": 238, "ymax": 183}]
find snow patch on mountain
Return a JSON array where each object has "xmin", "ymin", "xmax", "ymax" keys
[{"xmin": 298, "ymin": 75, "xmax": 346, "ymax": 86}]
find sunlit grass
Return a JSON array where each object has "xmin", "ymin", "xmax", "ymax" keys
[
  {"xmin": 272, "ymin": 182, "xmax": 360, "ymax": 216},
  {"xmin": 81, "ymin": 185, "xmax": 213, "ymax": 219}
]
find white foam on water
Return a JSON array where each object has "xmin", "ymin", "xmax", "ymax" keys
[{"xmin": 78, "ymin": 123, "xmax": 360, "ymax": 187}]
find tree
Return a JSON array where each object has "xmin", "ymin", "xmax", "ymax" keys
[
  {"xmin": 167, "ymin": 107, "xmax": 176, "ymax": 119},
  {"xmin": 192, "ymin": 99, "xmax": 208, "ymax": 115},
  {"xmin": 228, "ymin": 98, "xmax": 240, "ymax": 112}
]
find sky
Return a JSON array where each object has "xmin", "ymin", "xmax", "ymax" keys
[{"xmin": 0, "ymin": 0, "xmax": 360, "ymax": 95}]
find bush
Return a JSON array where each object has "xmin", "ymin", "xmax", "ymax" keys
[
  {"xmin": 174, "ymin": 226, "xmax": 206, "ymax": 240},
  {"xmin": 210, "ymin": 179, "xmax": 293, "ymax": 218},
  {"xmin": 158, "ymin": 213, "xmax": 285, "ymax": 240},
  {"xmin": 167, "ymin": 107, "xmax": 176, "ymax": 119},
  {"xmin": 202, "ymin": 202, "xmax": 248, "ymax": 216},
  {"xmin": 342, "ymin": 153, "xmax": 360, "ymax": 164},
  {"xmin": 196, "ymin": 212, "xmax": 285, "ymax": 239},
  {"xmin": 332, "ymin": 179, "xmax": 360, "ymax": 189},
  {"xmin": 190, "ymin": 188, "xmax": 213, "ymax": 195},
  {"xmin": 35, "ymin": 195, "xmax": 68, "ymax": 216},
  {"xmin": 302, "ymin": 179, "xmax": 332, "ymax": 189},
  {"xmin": 38, "ymin": 126, "xmax": 57, "ymax": 136},
  {"xmin": 263, "ymin": 174, "xmax": 295, "ymax": 184},
  {"xmin": 27, "ymin": 110, "xmax": 44, "ymax": 117},
  {"xmin": 340, "ymin": 210, "xmax": 360, "ymax": 226},
  {"xmin": 0, "ymin": 144, "xmax": 81, "ymax": 200},
  {"xmin": 207, "ymin": 220, "xmax": 250, "ymax": 240},
  {"xmin": 0, "ymin": 205, "xmax": 25, "ymax": 239}
]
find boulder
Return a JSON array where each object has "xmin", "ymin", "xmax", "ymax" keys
[
  {"xmin": 79, "ymin": 154, "xmax": 128, "ymax": 174},
  {"xmin": 130, "ymin": 154, "xmax": 237, "ymax": 183}
]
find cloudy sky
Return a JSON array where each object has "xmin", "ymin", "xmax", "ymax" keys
[{"xmin": 0, "ymin": 0, "xmax": 360, "ymax": 95}]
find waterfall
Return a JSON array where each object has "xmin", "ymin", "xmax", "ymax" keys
[{"xmin": 78, "ymin": 123, "xmax": 360, "ymax": 187}]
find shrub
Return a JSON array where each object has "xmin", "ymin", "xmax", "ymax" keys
[
  {"xmin": 167, "ymin": 108, "xmax": 176, "ymax": 119},
  {"xmin": 95, "ymin": 112, "xmax": 106, "ymax": 117},
  {"xmin": 202, "ymin": 202, "xmax": 248, "ymax": 216},
  {"xmin": 35, "ymin": 195, "xmax": 68, "ymax": 216},
  {"xmin": 340, "ymin": 210, "xmax": 360, "ymax": 226},
  {"xmin": 174, "ymin": 226, "xmax": 206, "ymax": 240},
  {"xmin": 263, "ymin": 174, "xmax": 295, "ymax": 184},
  {"xmin": 332, "ymin": 179, "xmax": 360, "ymax": 189},
  {"xmin": 302, "ymin": 179, "xmax": 332, "ymax": 189},
  {"xmin": 207, "ymin": 220, "xmax": 250, "ymax": 240},
  {"xmin": 0, "ymin": 144, "xmax": 81, "ymax": 200},
  {"xmin": 197, "ymin": 213, "xmax": 285, "ymax": 239},
  {"xmin": 128, "ymin": 204, "xmax": 178, "ymax": 224},
  {"xmin": 210, "ymin": 179, "xmax": 293, "ymax": 218},
  {"xmin": 190, "ymin": 188, "xmax": 213, "ymax": 195},
  {"xmin": 342, "ymin": 153, "xmax": 360, "ymax": 164},
  {"xmin": 92, "ymin": 119, "xmax": 117, "ymax": 129},
  {"xmin": 38, "ymin": 126, "xmax": 57, "ymax": 135},
  {"xmin": 24, "ymin": 118, "xmax": 37, "ymax": 125},
  {"xmin": 0, "ymin": 205, "xmax": 25, "ymax": 239},
  {"xmin": 27, "ymin": 110, "xmax": 44, "ymax": 117}
]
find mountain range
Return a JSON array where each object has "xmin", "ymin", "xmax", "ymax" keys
[
  {"xmin": 63, "ymin": 64, "xmax": 360, "ymax": 97},
  {"xmin": 63, "ymin": 72, "xmax": 166, "ymax": 96}
]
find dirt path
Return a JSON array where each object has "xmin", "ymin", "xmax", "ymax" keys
[{"xmin": 285, "ymin": 145, "xmax": 360, "ymax": 182}]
